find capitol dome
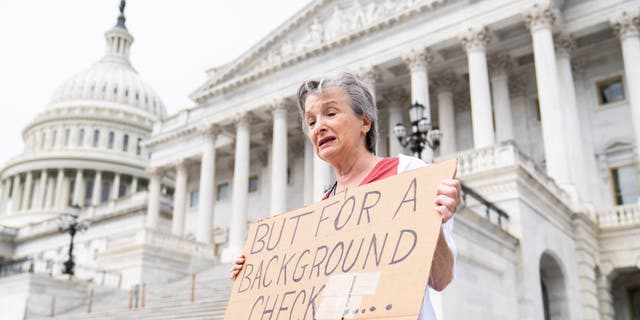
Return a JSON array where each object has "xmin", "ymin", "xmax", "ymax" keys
[{"xmin": 48, "ymin": 24, "xmax": 166, "ymax": 118}]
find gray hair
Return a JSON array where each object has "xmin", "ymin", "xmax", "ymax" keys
[{"xmin": 296, "ymin": 72, "xmax": 378, "ymax": 154}]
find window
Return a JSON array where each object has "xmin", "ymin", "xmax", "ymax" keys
[
  {"xmin": 51, "ymin": 130, "xmax": 57, "ymax": 147},
  {"xmin": 248, "ymin": 175, "xmax": 259, "ymax": 193},
  {"xmin": 85, "ymin": 180, "xmax": 93, "ymax": 203},
  {"xmin": 629, "ymin": 287, "xmax": 640, "ymax": 320},
  {"xmin": 217, "ymin": 183, "xmax": 229, "ymax": 201},
  {"xmin": 287, "ymin": 167, "xmax": 292, "ymax": 185},
  {"xmin": 611, "ymin": 165, "xmax": 639, "ymax": 205},
  {"xmin": 78, "ymin": 129, "xmax": 85, "ymax": 146},
  {"xmin": 64, "ymin": 129, "xmax": 70, "ymax": 146},
  {"xmin": 190, "ymin": 190, "xmax": 199, "ymax": 208},
  {"xmin": 118, "ymin": 183, "xmax": 126, "ymax": 197},
  {"xmin": 122, "ymin": 134, "xmax": 129, "ymax": 152},
  {"xmin": 597, "ymin": 76, "xmax": 625, "ymax": 105},
  {"xmin": 40, "ymin": 131, "xmax": 46, "ymax": 149},
  {"xmin": 108, "ymin": 131, "xmax": 115, "ymax": 149},
  {"xmin": 136, "ymin": 138, "xmax": 142, "ymax": 155},
  {"xmin": 101, "ymin": 182, "xmax": 110, "ymax": 203},
  {"xmin": 93, "ymin": 129, "xmax": 100, "ymax": 147}
]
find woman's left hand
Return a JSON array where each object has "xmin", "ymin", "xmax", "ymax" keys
[{"xmin": 434, "ymin": 179, "xmax": 461, "ymax": 223}]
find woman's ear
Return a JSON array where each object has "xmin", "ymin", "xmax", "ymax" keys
[{"xmin": 361, "ymin": 116, "xmax": 372, "ymax": 135}]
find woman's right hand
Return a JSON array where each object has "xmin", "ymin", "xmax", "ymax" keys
[{"xmin": 230, "ymin": 254, "xmax": 245, "ymax": 280}]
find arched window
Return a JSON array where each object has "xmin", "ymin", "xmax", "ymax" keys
[
  {"xmin": 78, "ymin": 129, "xmax": 85, "ymax": 146},
  {"xmin": 136, "ymin": 138, "xmax": 142, "ymax": 155},
  {"xmin": 122, "ymin": 134, "xmax": 129, "ymax": 152},
  {"xmin": 64, "ymin": 129, "xmax": 70, "ymax": 146},
  {"xmin": 108, "ymin": 131, "xmax": 115, "ymax": 149},
  {"xmin": 93, "ymin": 129, "xmax": 100, "ymax": 147}
]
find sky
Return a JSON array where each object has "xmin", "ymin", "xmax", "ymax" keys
[{"xmin": 0, "ymin": 0, "xmax": 309, "ymax": 166}]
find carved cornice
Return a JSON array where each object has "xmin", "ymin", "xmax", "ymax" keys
[
  {"xmin": 522, "ymin": 2, "xmax": 556, "ymax": 32},
  {"xmin": 146, "ymin": 166, "xmax": 165, "ymax": 177},
  {"xmin": 460, "ymin": 26, "xmax": 491, "ymax": 53},
  {"xmin": 554, "ymin": 34, "xmax": 577, "ymax": 58},
  {"xmin": 403, "ymin": 47, "xmax": 433, "ymax": 71},
  {"xmin": 193, "ymin": 1, "xmax": 463, "ymax": 102},
  {"xmin": 611, "ymin": 10, "xmax": 640, "ymax": 40}
]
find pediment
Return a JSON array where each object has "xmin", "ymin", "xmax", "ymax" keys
[{"xmin": 191, "ymin": 0, "xmax": 451, "ymax": 102}]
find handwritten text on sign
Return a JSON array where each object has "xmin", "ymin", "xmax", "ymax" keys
[{"xmin": 224, "ymin": 158, "xmax": 457, "ymax": 320}]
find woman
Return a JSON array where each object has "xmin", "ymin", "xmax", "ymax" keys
[{"xmin": 231, "ymin": 72, "xmax": 461, "ymax": 320}]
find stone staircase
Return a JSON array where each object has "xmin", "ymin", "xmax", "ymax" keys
[{"xmin": 54, "ymin": 264, "xmax": 233, "ymax": 320}]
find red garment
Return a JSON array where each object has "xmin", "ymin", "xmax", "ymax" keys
[{"xmin": 322, "ymin": 158, "xmax": 399, "ymax": 200}]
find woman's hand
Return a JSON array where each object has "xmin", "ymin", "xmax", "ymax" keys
[
  {"xmin": 434, "ymin": 179, "xmax": 461, "ymax": 223},
  {"xmin": 230, "ymin": 254, "xmax": 245, "ymax": 280}
]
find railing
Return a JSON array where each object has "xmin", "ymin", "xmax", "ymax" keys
[
  {"xmin": 595, "ymin": 203, "xmax": 640, "ymax": 228},
  {"xmin": 0, "ymin": 257, "xmax": 123, "ymax": 288},
  {"xmin": 459, "ymin": 183, "xmax": 510, "ymax": 229},
  {"xmin": 107, "ymin": 228, "xmax": 216, "ymax": 261}
]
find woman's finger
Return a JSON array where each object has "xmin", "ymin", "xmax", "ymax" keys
[{"xmin": 435, "ymin": 205, "xmax": 453, "ymax": 223}]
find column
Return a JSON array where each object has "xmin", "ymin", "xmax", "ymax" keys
[
  {"xmin": 223, "ymin": 113, "xmax": 250, "ymax": 262},
  {"xmin": 556, "ymin": 34, "xmax": 587, "ymax": 204},
  {"xmin": 21, "ymin": 172, "xmax": 33, "ymax": 210},
  {"xmin": 60, "ymin": 177, "xmax": 71, "ymax": 210},
  {"xmin": 460, "ymin": 26, "xmax": 496, "ymax": 148},
  {"xmin": 146, "ymin": 167, "xmax": 163, "ymax": 229},
  {"xmin": 171, "ymin": 160, "xmax": 188, "ymax": 237},
  {"xmin": 597, "ymin": 274, "xmax": 614, "ymax": 320},
  {"xmin": 10, "ymin": 175, "xmax": 22, "ymax": 212},
  {"xmin": 91, "ymin": 171, "xmax": 102, "ymax": 206},
  {"xmin": 488, "ymin": 54, "xmax": 514, "ymax": 142},
  {"xmin": 359, "ymin": 66, "xmax": 383, "ymax": 155},
  {"xmin": 384, "ymin": 88, "xmax": 408, "ymax": 157},
  {"xmin": 36, "ymin": 170, "xmax": 48, "ymax": 210},
  {"xmin": 54, "ymin": 169, "xmax": 65, "ymax": 209},
  {"xmin": 0, "ymin": 179, "xmax": 10, "ymax": 214},
  {"xmin": 197, "ymin": 125, "xmax": 217, "ymax": 243},
  {"xmin": 269, "ymin": 101, "xmax": 288, "ymax": 216},
  {"xmin": 313, "ymin": 154, "xmax": 332, "ymax": 201},
  {"xmin": 45, "ymin": 177, "xmax": 55, "ymax": 210},
  {"xmin": 72, "ymin": 170, "xmax": 84, "ymax": 206},
  {"xmin": 303, "ymin": 140, "xmax": 314, "ymax": 205},
  {"xmin": 432, "ymin": 72, "xmax": 458, "ymax": 156},
  {"xmin": 131, "ymin": 176, "xmax": 138, "ymax": 195},
  {"xmin": 523, "ymin": 3, "xmax": 571, "ymax": 186},
  {"xmin": 612, "ymin": 10, "xmax": 640, "ymax": 181},
  {"xmin": 403, "ymin": 47, "xmax": 434, "ymax": 162},
  {"xmin": 110, "ymin": 173, "xmax": 121, "ymax": 200}
]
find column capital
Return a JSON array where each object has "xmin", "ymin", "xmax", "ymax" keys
[
  {"xmin": 197, "ymin": 122, "xmax": 220, "ymax": 139},
  {"xmin": 431, "ymin": 71, "xmax": 458, "ymax": 93},
  {"xmin": 146, "ymin": 166, "xmax": 164, "ymax": 178},
  {"xmin": 233, "ymin": 111, "xmax": 249, "ymax": 127},
  {"xmin": 488, "ymin": 54, "xmax": 512, "ymax": 75},
  {"xmin": 172, "ymin": 158, "xmax": 189, "ymax": 171},
  {"xmin": 356, "ymin": 65, "xmax": 382, "ymax": 84},
  {"xmin": 266, "ymin": 98, "xmax": 289, "ymax": 114},
  {"xmin": 381, "ymin": 87, "xmax": 409, "ymax": 107},
  {"xmin": 554, "ymin": 34, "xmax": 577, "ymax": 58},
  {"xmin": 523, "ymin": 1, "xmax": 557, "ymax": 32},
  {"xmin": 571, "ymin": 56, "xmax": 587, "ymax": 75},
  {"xmin": 611, "ymin": 10, "xmax": 640, "ymax": 40},
  {"xmin": 460, "ymin": 26, "xmax": 491, "ymax": 53},
  {"xmin": 403, "ymin": 47, "xmax": 433, "ymax": 71}
]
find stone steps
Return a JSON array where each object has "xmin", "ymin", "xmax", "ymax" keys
[{"xmin": 54, "ymin": 264, "xmax": 233, "ymax": 320}]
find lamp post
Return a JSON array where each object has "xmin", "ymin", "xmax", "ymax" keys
[
  {"xmin": 58, "ymin": 205, "xmax": 89, "ymax": 277},
  {"xmin": 392, "ymin": 102, "xmax": 442, "ymax": 160}
]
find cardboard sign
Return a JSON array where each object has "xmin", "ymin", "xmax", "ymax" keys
[{"xmin": 225, "ymin": 158, "xmax": 458, "ymax": 320}]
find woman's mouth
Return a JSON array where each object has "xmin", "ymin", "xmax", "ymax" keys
[{"xmin": 318, "ymin": 136, "xmax": 336, "ymax": 148}]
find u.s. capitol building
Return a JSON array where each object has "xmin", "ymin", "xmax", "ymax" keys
[{"xmin": 0, "ymin": 0, "xmax": 639, "ymax": 319}]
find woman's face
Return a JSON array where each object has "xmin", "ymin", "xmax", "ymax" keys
[{"xmin": 303, "ymin": 87, "xmax": 371, "ymax": 163}]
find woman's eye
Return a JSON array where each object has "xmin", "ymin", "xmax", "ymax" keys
[{"xmin": 328, "ymin": 112, "xmax": 336, "ymax": 116}]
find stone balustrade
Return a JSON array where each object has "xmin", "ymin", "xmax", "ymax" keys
[
  {"xmin": 595, "ymin": 203, "xmax": 640, "ymax": 229},
  {"xmin": 108, "ymin": 228, "xmax": 216, "ymax": 261}
]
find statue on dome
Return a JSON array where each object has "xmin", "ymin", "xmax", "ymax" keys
[
  {"xmin": 116, "ymin": 0, "xmax": 127, "ymax": 29},
  {"xmin": 119, "ymin": 0, "xmax": 126, "ymax": 15}
]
